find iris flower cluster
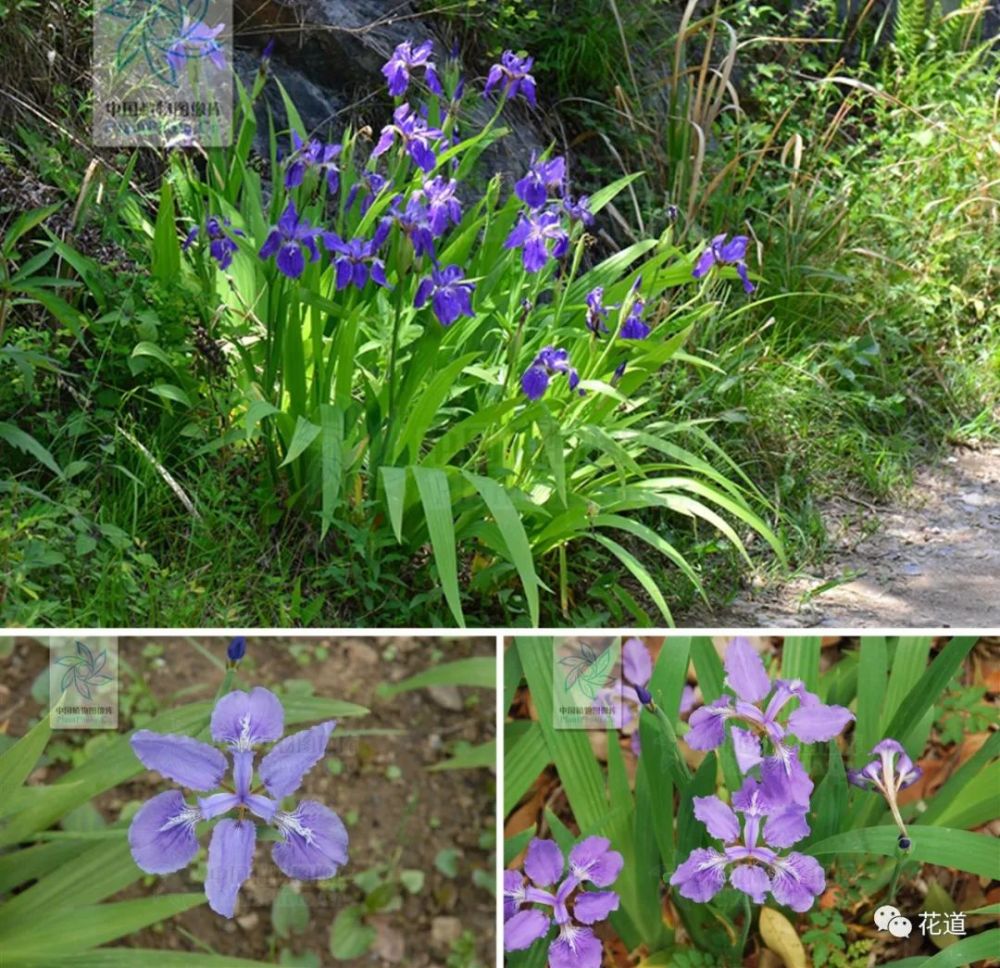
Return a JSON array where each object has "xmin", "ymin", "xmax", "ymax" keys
[
  {"xmin": 183, "ymin": 34, "xmax": 758, "ymax": 392},
  {"xmin": 670, "ymin": 637, "xmax": 855, "ymax": 911},
  {"xmin": 504, "ymin": 836, "xmax": 623, "ymax": 968},
  {"xmin": 505, "ymin": 154, "xmax": 591, "ymax": 274},
  {"xmin": 128, "ymin": 686, "xmax": 347, "ymax": 918},
  {"xmin": 584, "ymin": 280, "xmax": 650, "ymax": 342}
]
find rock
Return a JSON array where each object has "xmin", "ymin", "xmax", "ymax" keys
[
  {"xmin": 232, "ymin": 0, "xmax": 546, "ymax": 186},
  {"xmin": 371, "ymin": 915, "xmax": 406, "ymax": 962},
  {"xmin": 430, "ymin": 916, "xmax": 463, "ymax": 948},
  {"xmin": 233, "ymin": 49, "xmax": 345, "ymax": 145},
  {"xmin": 236, "ymin": 912, "xmax": 259, "ymax": 930},
  {"xmin": 342, "ymin": 640, "xmax": 379, "ymax": 666},
  {"xmin": 426, "ymin": 684, "xmax": 463, "ymax": 712}
]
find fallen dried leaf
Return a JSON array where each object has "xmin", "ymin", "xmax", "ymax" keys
[{"xmin": 759, "ymin": 907, "xmax": 808, "ymax": 968}]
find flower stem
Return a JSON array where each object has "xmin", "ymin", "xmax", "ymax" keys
[
  {"xmin": 888, "ymin": 847, "xmax": 906, "ymax": 904},
  {"xmin": 213, "ymin": 668, "xmax": 235, "ymax": 704},
  {"xmin": 737, "ymin": 892, "xmax": 752, "ymax": 959},
  {"xmin": 887, "ymin": 843, "xmax": 907, "ymax": 904}
]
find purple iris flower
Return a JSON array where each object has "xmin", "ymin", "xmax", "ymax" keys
[
  {"xmin": 505, "ymin": 210, "xmax": 569, "ymax": 273},
  {"xmin": 417, "ymin": 176, "xmax": 463, "ymax": 236},
  {"xmin": 685, "ymin": 637, "xmax": 854, "ymax": 807},
  {"xmin": 321, "ymin": 221, "xmax": 391, "ymax": 291},
  {"xmin": 128, "ymin": 687, "xmax": 347, "ymax": 918},
  {"xmin": 848, "ymin": 738, "xmax": 922, "ymax": 844},
  {"xmin": 285, "ymin": 131, "xmax": 342, "ymax": 194},
  {"xmin": 345, "ymin": 171, "xmax": 389, "ymax": 216},
  {"xmin": 848, "ymin": 739, "xmax": 922, "ymax": 793},
  {"xmin": 372, "ymin": 103, "xmax": 444, "ymax": 173},
  {"xmin": 585, "ymin": 287, "xmax": 610, "ymax": 335},
  {"xmin": 165, "ymin": 17, "xmax": 226, "ymax": 79},
  {"xmin": 484, "ymin": 50, "xmax": 537, "ymax": 108},
  {"xmin": 670, "ymin": 776, "xmax": 824, "ymax": 912},
  {"xmin": 515, "ymin": 155, "xmax": 566, "ymax": 210},
  {"xmin": 620, "ymin": 298, "xmax": 650, "ymax": 340},
  {"xmin": 692, "ymin": 233, "xmax": 755, "ymax": 293},
  {"xmin": 504, "ymin": 836, "xmax": 622, "ymax": 968},
  {"xmin": 183, "ymin": 216, "xmax": 243, "ymax": 271},
  {"xmin": 389, "ymin": 194, "xmax": 435, "ymax": 258},
  {"xmin": 521, "ymin": 346, "xmax": 582, "ymax": 401},
  {"xmin": 259, "ymin": 201, "xmax": 322, "ymax": 280},
  {"xmin": 414, "ymin": 264, "xmax": 475, "ymax": 327},
  {"xmin": 563, "ymin": 193, "xmax": 594, "ymax": 226},
  {"xmin": 382, "ymin": 39, "xmax": 443, "ymax": 97}
]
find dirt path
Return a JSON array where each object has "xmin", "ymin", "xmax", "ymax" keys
[{"xmin": 688, "ymin": 446, "xmax": 1000, "ymax": 628}]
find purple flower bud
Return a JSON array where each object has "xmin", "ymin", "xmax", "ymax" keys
[{"xmin": 226, "ymin": 636, "xmax": 246, "ymax": 662}]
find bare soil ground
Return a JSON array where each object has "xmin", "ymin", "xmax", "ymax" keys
[
  {"xmin": 1, "ymin": 636, "xmax": 497, "ymax": 967},
  {"xmin": 687, "ymin": 446, "xmax": 1000, "ymax": 628}
]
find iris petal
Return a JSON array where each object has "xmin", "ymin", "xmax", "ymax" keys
[
  {"xmin": 523, "ymin": 838, "xmax": 564, "ymax": 887},
  {"xmin": 130, "ymin": 731, "xmax": 226, "ymax": 792},
  {"xmin": 128, "ymin": 790, "xmax": 201, "ymax": 874},
  {"xmin": 723, "ymin": 637, "xmax": 771, "ymax": 703},
  {"xmin": 504, "ymin": 909, "xmax": 550, "ymax": 951},
  {"xmin": 272, "ymin": 800, "xmax": 349, "ymax": 880},
  {"xmin": 259, "ymin": 721, "xmax": 336, "ymax": 799},
  {"xmin": 205, "ymin": 819, "xmax": 255, "ymax": 918},
  {"xmin": 211, "ymin": 687, "xmax": 284, "ymax": 748}
]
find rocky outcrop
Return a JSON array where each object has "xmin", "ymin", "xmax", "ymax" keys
[
  {"xmin": 232, "ymin": 0, "xmax": 547, "ymax": 186},
  {"xmin": 233, "ymin": 0, "xmax": 420, "ymax": 92}
]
